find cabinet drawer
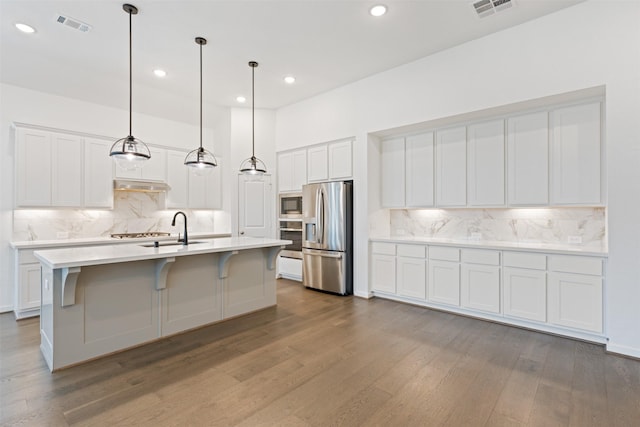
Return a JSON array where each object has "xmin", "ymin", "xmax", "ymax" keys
[
  {"xmin": 429, "ymin": 246, "xmax": 459, "ymax": 262},
  {"xmin": 503, "ymin": 252, "xmax": 547, "ymax": 270},
  {"xmin": 548, "ymin": 255, "xmax": 603, "ymax": 276},
  {"xmin": 371, "ymin": 242, "xmax": 396, "ymax": 256},
  {"xmin": 397, "ymin": 244, "xmax": 426, "ymax": 258},
  {"xmin": 461, "ymin": 249, "xmax": 500, "ymax": 266},
  {"xmin": 18, "ymin": 250, "xmax": 39, "ymax": 265}
]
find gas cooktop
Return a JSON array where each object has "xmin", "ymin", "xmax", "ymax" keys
[{"xmin": 110, "ymin": 232, "xmax": 172, "ymax": 239}]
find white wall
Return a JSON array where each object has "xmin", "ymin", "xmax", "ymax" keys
[
  {"xmin": 275, "ymin": 1, "xmax": 640, "ymax": 357},
  {"xmin": 0, "ymin": 83, "xmax": 235, "ymax": 312}
]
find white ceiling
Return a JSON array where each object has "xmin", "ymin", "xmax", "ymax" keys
[{"xmin": 1, "ymin": 0, "xmax": 584, "ymax": 125}]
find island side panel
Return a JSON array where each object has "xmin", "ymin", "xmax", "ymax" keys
[
  {"xmin": 161, "ymin": 253, "xmax": 222, "ymax": 336},
  {"xmin": 223, "ymin": 248, "xmax": 277, "ymax": 319},
  {"xmin": 51, "ymin": 260, "xmax": 160, "ymax": 371},
  {"xmin": 40, "ymin": 266, "xmax": 55, "ymax": 371}
]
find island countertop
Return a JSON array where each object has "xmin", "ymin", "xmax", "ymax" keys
[{"xmin": 34, "ymin": 236, "xmax": 292, "ymax": 269}]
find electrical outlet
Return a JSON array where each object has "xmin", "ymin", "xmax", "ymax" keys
[
  {"xmin": 396, "ymin": 228, "xmax": 406, "ymax": 236},
  {"xmin": 568, "ymin": 235, "xmax": 582, "ymax": 244},
  {"xmin": 44, "ymin": 279, "xmax": 49, "ymax": 290},
  {"xmin": 56, "ymin": 232, "xmax": 69, "ymax": 239},
  {"xmin": 469, "ymin": 232, "xmax": 482, "ymax": 241}
]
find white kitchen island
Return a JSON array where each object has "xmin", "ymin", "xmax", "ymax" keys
[{"xmin": 34, "ymin": 237, "xmax": 290, "ymax": 371}]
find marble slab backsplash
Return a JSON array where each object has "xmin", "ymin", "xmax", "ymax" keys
[
  {"xmin": 388, "ymin": 208, "xmax": 606, "ymax": 247},
  {"xmin": 12, "ymin": 191, "xmax": 231, "ymax": 241}
]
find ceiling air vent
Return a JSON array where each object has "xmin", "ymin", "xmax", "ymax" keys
[
  {"xmin": 473, "ymin": 0, "xmax": 514, "ymax": 18},
  {"xmin": 55, "ymin": 14, "xmax": 92, "ymax": 33}
]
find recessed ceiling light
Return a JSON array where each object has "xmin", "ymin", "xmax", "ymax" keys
[
  {"xmin": 369, "ymin": 4, "xmax": 387, "ymax": 17},
  {"xmin": 15, "ymin": 23, "xmax": 36, "ymax": 33},
  {"xmin": 283, "ymin": 76, "xmax": 296, "ymax": 84},
  {"xmin": 153, "ymin": 69, "xmax": 167, "ymax": 78},
  {"xmin": 236, "ymin": 96, "xmax": 246, "ymax": 103}
]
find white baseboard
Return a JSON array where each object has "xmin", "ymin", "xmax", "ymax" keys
[
  {"xmin": 606, "ymin": 342, "xmax": 640, "ymax": 359},
  {"xmin": 0, "ymin": 304, "xmax": 13, "ymax": 314}
]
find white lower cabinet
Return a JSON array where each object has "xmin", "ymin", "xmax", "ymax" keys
[
  {"xmin": 461, "ymin": 249, "xmax": 501, "ymax": 314},
  {"xmin": 15, "ymin": 249, "xmax": 48, "ymax": 319},
  {"xmin": 503, "ymin": 267, "xmax": 546, "ymax": 322},
  {"xmin": 370, "ymin": 241, "xmax": 605, "ymax": 341},
  {"xmin": 396, "ymin": 244, "xmax": 427, "ymax": 300},
  {"xmin": 548, "ymin": 271, "xmax": 603, "ymax": 333}
]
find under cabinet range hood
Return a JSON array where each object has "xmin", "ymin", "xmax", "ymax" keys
[{"xmin": 113, "ymin": 179, "xmax": 171, "ymax": 192}]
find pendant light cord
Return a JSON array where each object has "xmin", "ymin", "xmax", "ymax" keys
[
  {"xmin": 251, "ymin": 64, "xmax": 255, "ymax": 158},
  {"xmin": 128, "ymin": 8, "xmax": 133, "ymax": 137},
  {"xmin": 200, "ymin": 41, "xmax": 203, "ymax": 150}
]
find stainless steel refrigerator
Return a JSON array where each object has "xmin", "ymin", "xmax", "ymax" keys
[{"xmin": 302, "ymin": 181, "xmax": 353, "ymax": 295}]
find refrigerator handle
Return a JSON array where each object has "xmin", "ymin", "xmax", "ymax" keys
[{"xmin": 318, "ymin": 187, "xmax": 325, "ymax": 245}]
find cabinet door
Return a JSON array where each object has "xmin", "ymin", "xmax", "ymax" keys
[
  {"xmin": 507, "ymin": 112, "xmax": 549, "ymax": 205},
  {"xmin": 205, "ymin": 163, "xmax": 223, "ymax": 209},
  {"xmin": 83, "ymin": 137, "xmax": 114, "ymax": 208},
  {"xmin": 461, "ymin": 263, "xmax": 500, "ymax": 314},
  {"xmin": 436, "ymin": 127, "xmax": 466, "ymax": 206},
  {"xmin": 141, "ymin": 147, "xmax": 167, "ymax": 182},
  {"xmin": 51, "ymin": 133, "xmax": 83, "ymax": 207},
  {"xmin": 307, "ymin": 145, "xmax": 328, "ymax": 182},
  {"xmin": 397, "ymin": 256, "xmax": 426, "ymax": 300},
  {"xmin": 292, "ymin": 150, "xmax": 307, "ymax": 191},
  {"xmin": 188, "ymin": 170, "xmax": 207, "ymax": 209},
  {"xmin": 277, "ymin": 152, "xmax": 294, "ymax": 192},
  {"xmin": 406, "ymin": 132, "xmax": 434, "ymax": 207},
  {"xmin": 16, "ymin": 128, "xmax": 52, "ymax": 206},
  {"xmin": 548, "ymin": 272, "xmax": 602, "ymax": 333},
  {"xmin": 428, "ymin": 260, "xmax": 460, "ymax": 306},
  {"xmin": 550, "ymin": 103, "xmax": 601, "ymax": 205},
  {"xmin": 381, "ymin": 137, "xmax": 405, "ymax": 207},
  {"xmin": 467, "ymin": 120, "xmax": 504, "ymax": 206},
  {"xmin": 328, "ymin": 140, "xmax": 352, "ymax": 179},
  {"xmin": 166, "ymin": 150, "xmax": 189, "ymax": 208},
  {"xmin": 371, "ymin": 254, "xmax": 396, "ymax": 294},
  {"xmin": 18, "ymin": 264, "xmax": 41, "ymax": 311},
  {"xmin": 503, "ymin": 267, "xmax": 546, "ymax": 322}
]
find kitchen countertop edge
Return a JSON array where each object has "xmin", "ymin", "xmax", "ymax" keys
[
  {"xmin": 10, "ymin": 233, "xmax": 233, "ymax": 249},
  {"xmin": 369, "ymin": 236, "xmax": 608, "ymax": 257}
]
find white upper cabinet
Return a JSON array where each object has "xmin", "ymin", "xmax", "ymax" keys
[
  {"xmin": 550, "ymin": 102, "xmax": 602, "ymax": 205},
  {"xmin": 306, "ymin": 140, "xmax": 353, "ymax": 183},
  {"xmin": 406, "ymin": 132, "xmax": 434, "ymax": 207},
  {"xmin": 166, "ymin": 149, "xmax": 189, "ymax": 208},
  {"xmin": 381, "ymin": 137, "xmax": 405, "ymax": 208},
  {"xmin": 16, "ymin": 127, "xmax": 85, "ymax": 208},
  {"xmin": 278, "ymin": 149, "xmax": 307, "ymax": 192},
  {"xmin": 307, "ymin": 145, "xmax": 328, "ymax": 182},
  {"xmin": 436, "ymin": 126, "xmax": 467, "ymax": 207},
  {"xmin": 467, "ymin": 120, "xmax": 505, "ymax": 206},
  {"xmin": 51, "ymin": 133, "xmax": 83, "ymax": 207},
  {"xmin": 328, "ymin": 140, "xmax": 352, "ymax": 180},
  {"xmin": 83, "ymin": 137, "xmax": 113, "ymax": 208},
  {"xmin": 16, "ymin": 128, "xmax": 52, "ymax": 207},
  {"xmin": 507, "ymin": 112, "xmax": 549, "ymax": 206}
]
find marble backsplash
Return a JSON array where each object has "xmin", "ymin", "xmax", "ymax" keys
[
  {"xmin": 12, "ymin": 191, "xmax": 231, "ymax": 241},
  {"xmin": 387, "ymin": 207, "xmax": 606, "ymax": 247}
]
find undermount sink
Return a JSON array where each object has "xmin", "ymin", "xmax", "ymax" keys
[{"xmin": 139, "ymin": 241, "xmax": 205, "ymax": 248}]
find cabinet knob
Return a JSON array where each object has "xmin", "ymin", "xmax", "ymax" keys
[{"xmin": 240, "ymin": 231, "xmax": 245, "ymax": 235}]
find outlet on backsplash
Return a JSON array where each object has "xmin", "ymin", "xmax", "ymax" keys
[
  {"xmin": 568, "ymin": 235, "xmax": 582, "ymax": 244},
  {"xmin": 56, "ymin": 232, "xmax": 69, "ymax": 239},
  {"xmin": 396, "ymin": 228, "xmax": 406, "ymax": 236}
]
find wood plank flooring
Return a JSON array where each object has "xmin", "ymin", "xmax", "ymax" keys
[{"xmin": 1, "ymin": 279, "xmax": 639, "ymax": 426}]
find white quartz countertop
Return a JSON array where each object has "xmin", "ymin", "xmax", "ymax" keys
[
  {"xmin": 34, "ymin": 237, "xmax": 292, "ymax": 269},
  {"xmin": 11, "ymin": 232, "xmax": 232, "ymax": 249},
  {"xmin": 370, "ymin": 236, "xmax": 608, "ymax": 257}
]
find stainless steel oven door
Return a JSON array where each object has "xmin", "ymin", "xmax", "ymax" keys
[{"xmin": 279, "ymin": 227, "xmax": 302, "ymax": 257}]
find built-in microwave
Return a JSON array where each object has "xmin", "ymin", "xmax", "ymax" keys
[{"xmin": 279, "ymin": 192, "xmax": 303, "ymax": 219}]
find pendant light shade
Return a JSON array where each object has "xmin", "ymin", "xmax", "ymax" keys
[
  {"xmin": 240, "ymin": 61, "xmax": 267, "ymax": 175},
  {"xmin": 185, "ymin": 37, "xmax": 217, "ymax": 174},
  {"xmin": 110, "ymin": 3, "xmax": 150, "ymax": 170}
]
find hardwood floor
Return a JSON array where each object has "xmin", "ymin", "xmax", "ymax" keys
[{"xmin": 1, "ymin": 279, "xmax": 639, "ymax": 426}]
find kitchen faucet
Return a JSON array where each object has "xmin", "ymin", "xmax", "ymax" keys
[{"xmin": 171, "ymin": 211, "xmax": 188, "ymax": 245}]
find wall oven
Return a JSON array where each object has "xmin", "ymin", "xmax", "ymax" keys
[
  {"xmin": 279, "ymin": 220, "xmax": 302, "ymax": 259},
  {"xmin": 279, "ymin": 192, "xmax": 303, "ymax": 219}
]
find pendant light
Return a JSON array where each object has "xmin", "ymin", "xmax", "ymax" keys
[
  {"xmin": 239, "ymin": 61, "xmax": 267, "ymax": 175},
  {"xmin": 109, "ymin": 3, "xmax": 151, "ymax": 170},
  {"xmin": 184, "ymin": 37, "xmax": 217, "ymax": 174}
]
